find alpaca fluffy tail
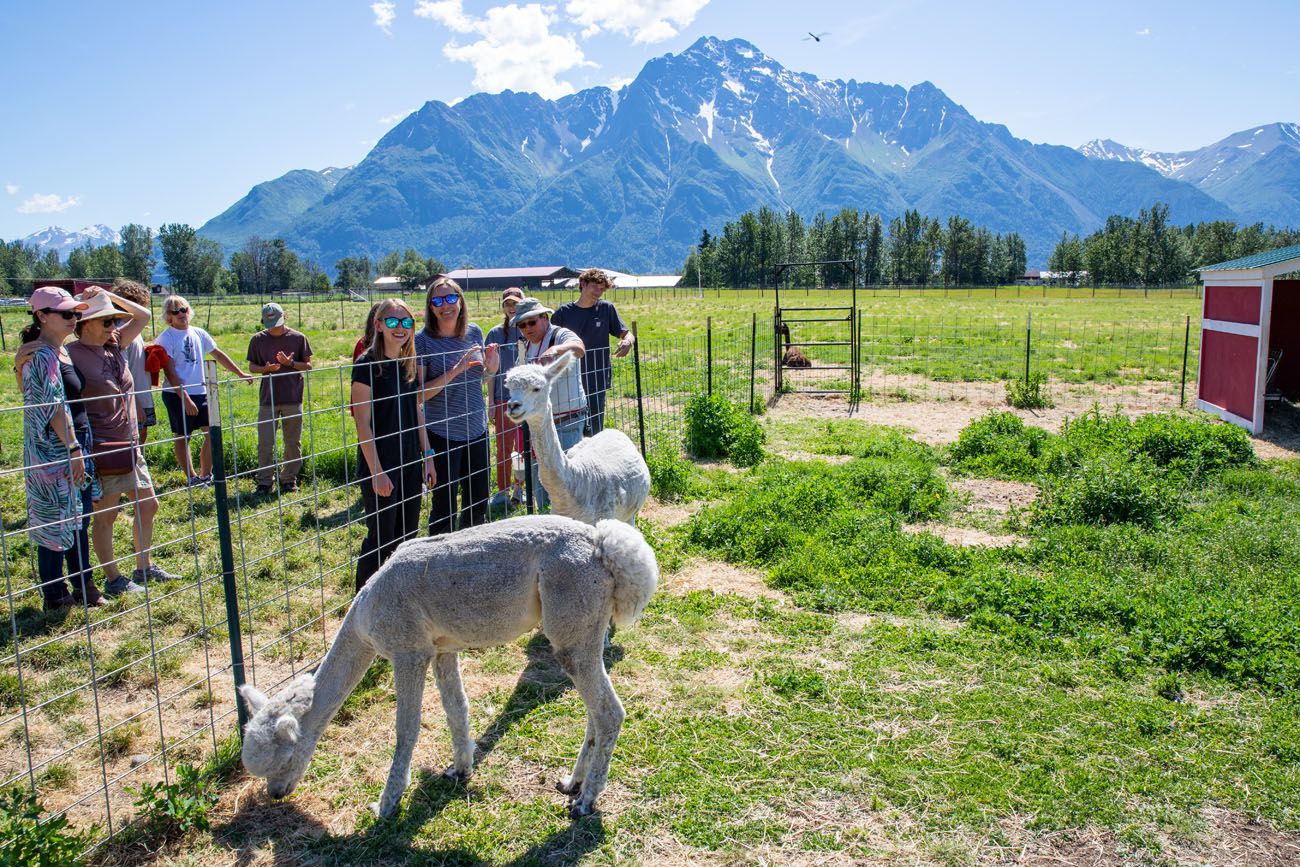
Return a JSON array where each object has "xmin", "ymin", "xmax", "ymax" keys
[{"xmin": 594, "ymin": 519, "xmax": 658, "ymax": 627}]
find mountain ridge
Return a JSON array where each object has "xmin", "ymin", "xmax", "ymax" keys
[{"xmin": 197, "ymin": 36, "xmax": 1288, "ymax": 270}]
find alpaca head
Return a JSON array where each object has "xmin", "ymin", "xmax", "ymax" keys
[
  {"xmin": 504, "ymin": 353, "xmax": 575, "ymax": 424},
  {"xmin": 239, "ymin": 673, "xmax": 317, "ymax": 799}
]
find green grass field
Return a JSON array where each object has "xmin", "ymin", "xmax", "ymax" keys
[{"xmin": 8, "ymin": 288, "xmax": 1297, "ymax": 865}]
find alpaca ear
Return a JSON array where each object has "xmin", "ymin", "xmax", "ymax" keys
[
  {"xmin": 239, "ymin": 685, "xmax": 268, "ymax": 716},
  {"xmin": 544, "ymin": 352, "xmax": 576, "ymax": 379},
  {"xmin": 274, "ymin": 715, "xmax": 300, "ymax": 745},
  {"xmin": 283, "ymin": 673, "xmax": 316, "ymax": 719}
]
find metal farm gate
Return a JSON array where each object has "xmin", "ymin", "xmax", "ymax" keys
[{"xmin": 773, "ymin": 260, "xmax": 860, "ymax": 409}]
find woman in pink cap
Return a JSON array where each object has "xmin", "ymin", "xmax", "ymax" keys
[{"xmin": 19, "ymin": 286, "xmax": 104, "ymax": 609}]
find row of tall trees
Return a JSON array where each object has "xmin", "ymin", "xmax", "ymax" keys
[
  {"xmin": 1048, "ymin": 204, "xmax": 1300, "ymax": 285},
  {"xmin": 0, "ymin": 223, "xmax": 449, "ymax": 297},
  {"xmin": 0, "ymin": 224, "xmax": 156, "ymax": 293},
  {"xmin": 681, "ymin": 206, "xmax": 1028, "ymax": 288}
]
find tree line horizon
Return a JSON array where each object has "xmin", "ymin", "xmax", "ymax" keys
[{"xmin": 1, "ymin": 202, "xmax": 1296, "ymax": 295}]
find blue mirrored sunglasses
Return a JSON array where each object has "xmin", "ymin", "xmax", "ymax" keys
[
  {"xmin": 429, "ymin": 294, "xmax": 460, "ymax": 308},
  {"xmin": 383, "ymin": 316, "xmax": 415, "ymax": 329}
]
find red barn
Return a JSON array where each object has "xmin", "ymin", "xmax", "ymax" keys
[{"xmin": 1195, "ymin": 244, "xmax": 1300, "ymax": 434}]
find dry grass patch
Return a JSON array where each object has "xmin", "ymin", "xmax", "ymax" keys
[
  {"xmin": 640, "ymin": 495, "xmax": 702, "ymax": 528},
  {"xmin": 666, "ymin": 558, "xmax": 784, "ymax": 601}
]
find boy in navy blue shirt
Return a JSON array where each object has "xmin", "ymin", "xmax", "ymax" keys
[{"xmin": 551, "ymin": 268, "xmax": 634, "ymax": 435}]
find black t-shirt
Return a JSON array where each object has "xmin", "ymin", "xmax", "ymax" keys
[
  {"xmin": 61, "ymin": 360, "xmax": 91, "ymax": 441},
  {"xmin": 551, "ymin": 300, "xmax": 628, "ymax": 394},
  {"xmin": 351, "ymin": 351, "xmax": 422, "ymax": 474}
]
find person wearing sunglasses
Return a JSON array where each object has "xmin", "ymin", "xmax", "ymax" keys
[
  {"xmin": 415, "ymin": 278, "xmax": 499, "ymax": 536},
  {"xmin": 485, "ymin": 286, "xmax": 526, "ymax": 504},
  {"xmin": 511, "ymin": 296, "xmax": 586, "ymax": 510},
  {"xmin": 155, "ymin": 295, "xmax": 254, "ymax": 486},
  {"xmin": 68, "ymin": 289, "xmax": 179, "ymax": 596},
  {"xmin": 351, "ymin": 298, "xmax": 438, "ymax": 591},
  {"xmin": 17, "ymin": 286, "xmax": 102, "ymax": 610}
]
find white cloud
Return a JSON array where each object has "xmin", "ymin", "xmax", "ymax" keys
[
  {"xmin": 4, "ymin": 183, "xmax": 18, "ymax": 196},
  {"xmin": 17, "ymin": 193, "xmax": 80, "ymax": 214},
  {"xmin": 372, "ymin": 0, "xmax": 396, "ymax": 34},
  {"xmin": 378, "ymin": 110, "xmax": 413, "ymax": 125},
  {"xmin": 1136, "ymin": 27, "xmax": 1150, "ymax": 36},
  {"xmin": 605, "ymin": 75, "xmax": 634, "ymax": 91},
  {"xmin": 564, "ymin": 0, "xmax": 709, "ymax": 43},
  {"xmin": 418, "ymin": 3, "xmax": 595, "ymax": 99}
]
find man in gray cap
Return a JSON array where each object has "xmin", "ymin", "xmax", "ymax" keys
[
  {"xmin": 512, "ymin": 297, "xmax": 585, "ymax": 509},
  {"xmin": 246, "ymin": 303, "xmax": 313, "ymax": 494}
]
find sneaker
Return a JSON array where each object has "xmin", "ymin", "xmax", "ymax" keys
[
  {"xmin": 187, "ymin": 475, "xmax": 209, "ymax": 488},
  {"xmin": 255, "ymin": 483, "xmax": 275, "ymax": 494},
  {"xmin": 279, "ymin": 479, "xmax": 298, "ymax": 493},
  {"xmin": 133, "ymin": 564, "xmax": 182, "ymax": 585},
  {"xmin": 104, "ymin": 576, "xmax": 146, "ymax": 597},
  {"xmin": 44, "ymin": 595, "xmax": 79, "ymax": 612}
]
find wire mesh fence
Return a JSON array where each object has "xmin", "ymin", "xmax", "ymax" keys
[{"xmin": 0, "ymin": 302, "xmax": 1199, "ymax": 857}]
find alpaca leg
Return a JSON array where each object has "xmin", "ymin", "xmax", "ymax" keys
[
  {"xmin": 555, "ymin": 713, "xmax": 596, "ymax": 797},
  {"xmin": 376, "ymin": 652, "xmax": 430, "ymax": 818},
  {"xmin": 554, "ymin": 643, "xmax": 626, "ymax": 818},
  {"xmin": 434, "ymin": 652, "xmax": 474, "ymax": 780}
]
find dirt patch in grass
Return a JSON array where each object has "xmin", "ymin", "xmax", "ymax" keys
[
  {"xmin": 903, "ymin": 523, "xmax": 1023, "ymax": 548},
  {"xmin": 666, "ymin": 558, "xmax": 784, "ymax": 601},
  {"xmin": 949, "ymin": 476, "xmax": 1038, "ymax": 513},
  {"xmin": 641, "ymin": 496, "xmax": 701, "ymax": 528},
  {"xmin": 771, "ymin": 380, "xmax": 1182, "ymax": 445}
]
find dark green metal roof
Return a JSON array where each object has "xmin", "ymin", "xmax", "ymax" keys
[{"xmin": 1197, "ymin": 243, "xmax": 1300, "ymax": 272}]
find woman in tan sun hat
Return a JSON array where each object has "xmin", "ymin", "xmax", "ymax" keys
[{"xmin": 68, "ymin": 288, "xmax": 181, "ymax": 597}]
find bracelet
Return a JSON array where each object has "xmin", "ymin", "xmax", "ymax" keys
[
  {"xmin": 68, "ymin": 444, "xmax": 82, "ymax": 453},
  {"xmin": 424, "ymin": 448, "xmax": 437, "ymax": 458}
]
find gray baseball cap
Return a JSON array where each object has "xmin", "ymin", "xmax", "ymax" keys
[{"xmin": 261, "ymin": 302, "xmax": 286, "ymax": 327}]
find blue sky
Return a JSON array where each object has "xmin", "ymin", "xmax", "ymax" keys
[{"xmin": 2, "ymin": 0, "xmax": 1297, "ymax": 242}]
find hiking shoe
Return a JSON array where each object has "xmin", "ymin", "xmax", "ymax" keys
[
  {"xmin": 255, "ymin": 483, "xmax": 275, "ymax": 494},
  {"xmin": 132, "ymin": 564, "xmax": 182, "ymax": 584},
  {"xmin": 187, "ymin": 475, "xmax": 211, "ymax": 488},
  {"xmin": 279, "ymin": 479, "xmax": 298, "ymax": 493},
  {"xmin": 104, "ymin": 577, "xmax": 145, "ymax": 597}
]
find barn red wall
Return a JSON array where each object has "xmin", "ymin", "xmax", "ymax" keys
[
  {"xmin": 1200, "ymin": 330, "xmax": 1258, "ymax": 421},
  {"xmin": 1269, "ymin": 279, "xmax": 1300, "ymax": 397},
  {"xmin": 1204, "ymin": 284, "xmax": 1262, "ymax": 324}
]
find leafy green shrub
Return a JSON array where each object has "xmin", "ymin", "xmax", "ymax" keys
[
  {"xmin": 950, "ymin": 411, "xmax": 1053, "ymax": 480},
  {"xmin": 1033, "ymin": 454, "xmax": 1181, "ymax": 528},
  {"xmin": 1130, "ymin": 412, "xmax": 1257, "ymax": 477},
  {"xmin": 0, "ymin": 786, "xmax": 96, "ymax": 866},
  {"xmin": 128, "ymin": 762, "xmax": 219, "ymax": 837},
  {"xmin": 684, "ymin": 393, "xmax": 766, "ymax": 467},
  {"xmin": 0, "ymin": 672, "xmax": 20, "ymax": 709},
  {"xmin": 1005, "ymin": 372, "xmax": 1053, "ymax": 409},
  {"xmin": 646, "ymin": 445, "xmax": 694, "ymax": 503}
]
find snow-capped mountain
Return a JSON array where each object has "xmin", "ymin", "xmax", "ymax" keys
[
  {"xmin": 202, "ymin": 36, "xmax": 1240, "ymax": 270},
  {"xmin": 1079, "ymin": 123, "xmax": 1300, "ymax": 226},
  {"xmin": 22, "ymin": 224, "xmax": 122, "ymax": 259}
]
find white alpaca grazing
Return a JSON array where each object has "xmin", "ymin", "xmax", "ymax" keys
[
  {"xmin": 505, "ymin": 354, "xmax": 651, "ymax": 525},
  {"xmin": 238, "ymin": 515, "xmax": 658, "ymax": 819}
]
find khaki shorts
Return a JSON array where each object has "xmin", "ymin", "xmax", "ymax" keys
[{"xmin": 95, "ymin": 455, "xmax": 155, "ymax": 503}]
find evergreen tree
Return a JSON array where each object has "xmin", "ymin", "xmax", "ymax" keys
[{"xmin": 119, "ymin": 224, "xmax": 154, "ymax": 284}]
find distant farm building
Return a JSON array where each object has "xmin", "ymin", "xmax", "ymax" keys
[
  {"xmin": 436, "ymin": 266, "xmax": 580, "ymax": 293},
  {"xmin": 1016, "ymin": 270, "xmax": 1043, "ymax": 285},
  {"xmin": 556, "ymin": 269, "xmax": 683, "ymax": 290}
]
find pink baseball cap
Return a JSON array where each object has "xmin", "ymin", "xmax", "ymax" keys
[{"xmin": 28, "ymin": 286, "xmax": 89, "ymax": 313}]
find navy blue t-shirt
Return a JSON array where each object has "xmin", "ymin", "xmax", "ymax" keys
[{"xmin": 551, "ymin": 300, "xmax": 628, "ymax": 395}]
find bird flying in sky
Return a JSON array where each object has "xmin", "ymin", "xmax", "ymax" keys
[{"xmin": 804, "ymin": 31, "xmax": 829, "ymax": 42}]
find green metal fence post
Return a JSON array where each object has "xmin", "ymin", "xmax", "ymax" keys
[
  {"xmin": 706, "ymin": 316, "xmax": 713, "ymax": 396},
  {"xmin": 205, "ymin": 361, "xmax": 249, "ymax": 732},
  {"xmin": 749, "ymin": 312, "xmax": 757, "ymax": 413},
  {"xmin": 1180, "ymin": 315, "xmax": 1191, "ymax": 407},
  {"xmin": 632, "ymin": 321, "xmax": 646, "ymax": 458},
  {"xmin": 1024, "ymin": 311, "xmax": 1032, "ymax": 384}
]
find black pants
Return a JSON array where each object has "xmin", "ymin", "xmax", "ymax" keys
[
  {"xmin": 38, "ymin": 486, "xmax": 95, "ymax": 605},
  {"xmin": 355, "ymin": 461, "xmax": 423, "ymax": 593},
  {"xmin": 427, "ymin": 431, "xmax": 491, "ymax": 537}
]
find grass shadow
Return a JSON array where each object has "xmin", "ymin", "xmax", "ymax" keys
[{"xmin": 212, "ymin": 798, "xmax": 331, "ymax": 867}]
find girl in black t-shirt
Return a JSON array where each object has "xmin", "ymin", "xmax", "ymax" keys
[{"xmin": 350, "ymin": 299, "xmax": 437, "ymax": 592}]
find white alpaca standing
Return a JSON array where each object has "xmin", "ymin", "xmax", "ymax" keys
[
  {"xmin": 505, "ymin": 354, "xmax": 651, "ymax": 525},
  {"xmin": 238, "ymin": 515, "xmax": 658, "ymax": 819}
]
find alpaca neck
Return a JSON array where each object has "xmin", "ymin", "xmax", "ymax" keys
[
  {"xmin": 298, "ymin": 614, "xmax": 376, "ymax": 754},
  {"xmin": 529, "ymin": 399, "xmax": 573, "ymax": 491}
]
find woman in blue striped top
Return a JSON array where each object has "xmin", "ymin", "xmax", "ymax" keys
[{"xmin": 415, "ymin": 278, "xmax": 499, "ymax": 536}]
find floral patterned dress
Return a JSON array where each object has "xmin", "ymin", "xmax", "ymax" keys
[{"xmin": 22, "ymin": 344, "xmax": 93, "ymax": 551}]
